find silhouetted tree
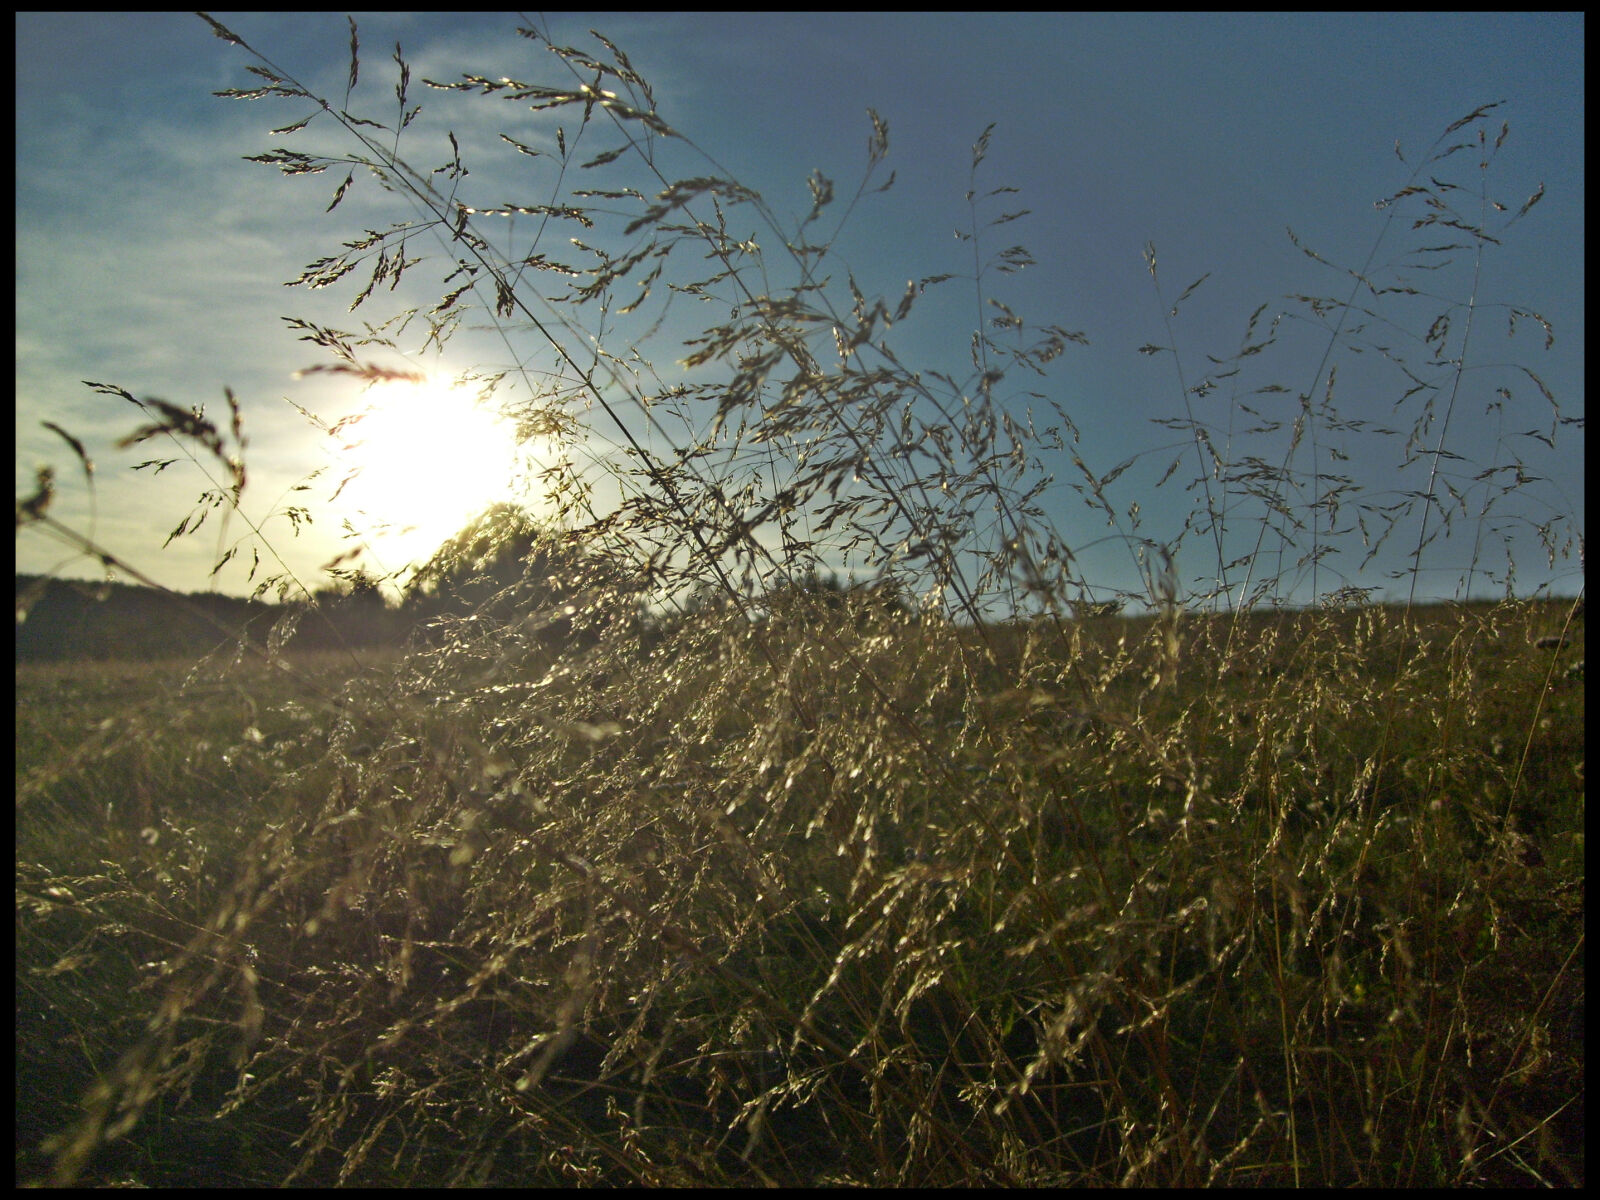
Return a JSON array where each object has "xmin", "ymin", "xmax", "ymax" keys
[
  {"xmin": 401, "ymin": 504, "xmax": 643, "ymax": 648},
  {"xmin": 761, "ymin": 569, "xmax": 910, "ymax": 629},
  {"xmin": 299, "ymin": 568, "xmax": 399, "ymax": 649}
]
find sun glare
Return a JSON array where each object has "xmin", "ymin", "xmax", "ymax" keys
[{"xmin": 330, "ymin": 376, "xmax": 524, "ymax": 566}]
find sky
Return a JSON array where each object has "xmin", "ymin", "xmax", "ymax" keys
[{"xmin": 15, "ymin": 12, "xmax": 1585, "ymax": 612}]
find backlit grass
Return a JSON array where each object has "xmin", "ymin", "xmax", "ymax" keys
[{"xmin": 17, "ymin": 14, "xmax": 1582, "ymax": 1187}]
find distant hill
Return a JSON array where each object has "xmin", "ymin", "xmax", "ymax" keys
[{"xmin": 14, "ymin": 575, "xmax": 403, "ymax": 662}]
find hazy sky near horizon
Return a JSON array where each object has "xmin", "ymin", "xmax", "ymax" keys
[{"xmin": 16, "ymin": 12, "xmax": 1585, "ymax": 609}]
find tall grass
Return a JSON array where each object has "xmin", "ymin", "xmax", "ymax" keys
[{"xmin": 17, "ymin": 14, "xmax": 1583, "ymax": 1186}]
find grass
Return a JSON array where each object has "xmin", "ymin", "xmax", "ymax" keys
[{"xmin": 16, "ymin": 14, "xmax": 1583, "ymax": 1187}]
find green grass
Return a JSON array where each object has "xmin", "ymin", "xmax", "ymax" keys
[{"xmin": 16, "ymin": 15, "xmax": 1582, "ymax": 1187}]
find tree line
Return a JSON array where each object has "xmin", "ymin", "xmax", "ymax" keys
[{"xmin": 16, "ymin": 504, "xmax": 907, "ymax": 662}]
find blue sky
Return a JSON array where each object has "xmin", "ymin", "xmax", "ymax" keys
[{"xmin": 15, "ymin": 12, "xmax": 1585, "ymax": 610}]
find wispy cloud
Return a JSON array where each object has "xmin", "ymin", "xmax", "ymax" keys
[{"xmin": 16, "ymin": 12, "xmax": 1584, "ymax": 605}]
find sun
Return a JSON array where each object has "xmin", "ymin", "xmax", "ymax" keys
[{"xmin": 328, "ymin": 375, "xmax": 525, "ymax": 567}]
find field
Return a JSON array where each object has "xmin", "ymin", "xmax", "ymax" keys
[
  {"xmin": 15, "ymin": 15, "xmax": 1583, "ymax": 1187},
  {"xmin": 16, "ymin": 598, "xmax": 1583, "ymax": 1185}
]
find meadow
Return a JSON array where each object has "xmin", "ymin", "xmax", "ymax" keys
[
  {"xmin": 16, "ymin": 15, "xmax": 1583, "ymax": 1187},
  {"xmin": 17, "ymin": 596, "xmax": 1583, "ymax": 1185}
]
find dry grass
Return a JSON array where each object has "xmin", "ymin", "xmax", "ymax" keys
[{"xmin": 16, "ymin": 15, "xmax": 1583, "ymax": 1187}]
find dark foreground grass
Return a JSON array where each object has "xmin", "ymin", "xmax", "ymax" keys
[
  {"xmin": 17, "ymin": 597, "xmax": 1583, "ymax": 1186},
  {"xmin": 16, "ymin": 14, "xmax": 1582, "ymax": 1187}
]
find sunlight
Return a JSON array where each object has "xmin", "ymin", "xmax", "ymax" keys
[{"xmin": 329, "ymin": 374, "xmax": 525, "ymax": 567}]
